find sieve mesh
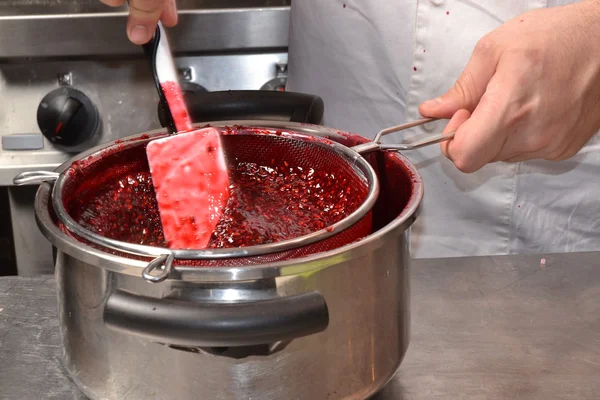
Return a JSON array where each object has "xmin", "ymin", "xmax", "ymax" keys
[{"xmin": 58, "ymin": 129, "xmax": 374, "ymax": 267}]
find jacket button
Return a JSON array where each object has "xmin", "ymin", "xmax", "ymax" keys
[{"xmin": 430, "ymin": 0, "xmax": 444, "ymax": 6}]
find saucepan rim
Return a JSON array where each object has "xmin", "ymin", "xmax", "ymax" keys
[{"xmin": 33, "ymin": 120, "xmax": 423, "ymax": 282}]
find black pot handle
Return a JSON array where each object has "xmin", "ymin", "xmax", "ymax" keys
[
  {"xmin": 157, "ymin": 90, "xmax": 325, "ymax": 126},
  {"xmin": 103, "ymin": 289, "xmax": 329, "ymax": 347}
]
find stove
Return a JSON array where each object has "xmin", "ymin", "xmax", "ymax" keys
[{"xmin": 0, "ymin": 0, "xmax": 291, "ymax": 275}]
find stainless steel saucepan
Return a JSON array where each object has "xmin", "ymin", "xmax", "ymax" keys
[{"xmin": 22, "ymin": 119, "xmax": 425, "ymax": 400}]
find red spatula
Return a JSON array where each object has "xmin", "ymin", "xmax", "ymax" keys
[{"xmin": 141, "ymin": 23, "xmax": 230, "ymax": 249}]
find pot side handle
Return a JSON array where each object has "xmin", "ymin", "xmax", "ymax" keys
[{"xmin": 103, "ymin": 289, "xmax": 329, "ymax": 347}]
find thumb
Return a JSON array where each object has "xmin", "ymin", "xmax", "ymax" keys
[
  {"xmin": 419, "ymin": 37, "xmax": 501, "ymax": 119},
  {"xmin": 127, "ymin": 0, "xmax": 165, "ymax": 44},
  {"xmin": 444, "ymin": 74, "xmax": 509, "ymax": 173}
]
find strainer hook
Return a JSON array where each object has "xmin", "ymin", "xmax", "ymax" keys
[{"xmin": 142, "ymin": 253, "xmax": 175, "ymax": 283}]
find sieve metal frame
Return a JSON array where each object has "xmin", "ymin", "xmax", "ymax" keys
[
  {"xmin": 37, "ymin": 129, "xmax": 381, "ymax": 264},
  {"xmin": 14, "ymin": 119, "xmax": 450, "ymax": 282}
]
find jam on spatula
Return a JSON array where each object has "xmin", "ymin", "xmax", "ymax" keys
[
  {"xmin": 147, "ymin": 126, "xmax": 229, "ymax": 249},
  {"xmin": 142, "ymin": 23, "xmax": 230, "ymax": 249}
]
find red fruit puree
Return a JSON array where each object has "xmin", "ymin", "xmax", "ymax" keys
[{"xmin": 69, "ymin": 141, "xmax": 366, "ymax": 250}]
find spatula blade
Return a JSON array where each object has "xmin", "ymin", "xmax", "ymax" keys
[{"xmin": 146, "ymin": 127, "xmax": 230, "ymax": 249}]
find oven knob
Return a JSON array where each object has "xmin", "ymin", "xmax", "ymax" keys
[{"xmin": 37, "ymin": 87, "xmax": 99, "ymax": 147}]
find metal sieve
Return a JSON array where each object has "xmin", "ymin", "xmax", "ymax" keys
[{"xmin": 14, "ymin": 118, "xmax": 451, "ymax": 282}]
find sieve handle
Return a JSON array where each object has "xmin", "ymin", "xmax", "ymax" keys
[
  {"xmin": 352, "ymin": 118, "xmax": 455, "ymax": 154},
  {"xmin": 103, "ymin": 289, "xmax": 329, "ymax": 348},
  {"xmin": 379, "ymin": 131, "xmax": 456, "ymax": 151}
]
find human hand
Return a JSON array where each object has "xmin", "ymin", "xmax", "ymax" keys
[
  {"xmin": 99, "ymin": 0, "xmax": 178, "ymax": 45},
  {"xmin": 419, "ymin": 1, "xmax": 600, "ymax": 173}
]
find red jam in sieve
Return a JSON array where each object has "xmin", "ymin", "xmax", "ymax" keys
[{"xmin": 60, "ymin": 128, "xmax": 373, "ymax": 266}]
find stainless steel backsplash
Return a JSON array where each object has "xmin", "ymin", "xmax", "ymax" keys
[{"xmin": 0, "ymin": 0, "xmax": 291, "ymax": 15}]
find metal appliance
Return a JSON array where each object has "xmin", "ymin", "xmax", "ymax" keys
[{"xmin": 0, "ymin": 0, "xmax": 291, "ymax": 275}]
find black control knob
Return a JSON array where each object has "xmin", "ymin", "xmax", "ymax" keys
[{"xmin": 37, "ymin": 87, "xmax": 99, "ymax": 147}]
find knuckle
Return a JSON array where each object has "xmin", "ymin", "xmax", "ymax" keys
[
  {"xmin": 451, "ymin": 78, "xmax": 468, "ymax": 102},
  {"xmin": 129, "ymin": 0, "xmax": 163, "ymax": 16},
  {"xmin": 484, "ymin": 78, "xmax": 504, "ymax": 98},
  {"xmin": 506, "ymin": 45, "xmax": 543, "ymax": 68},
  {"xmin": 453, "ymin": 155, "xmax": 476, "ymax": 173},
  {"xmin": 510, "ymin": 101, "xmax": 537, "ymax": 123},
  {"xmin": 523, "ymin": 47, "xmax": 543, "ymax": 65},
  {"xmin": 474, "ymin": 36, "xmax": 497, "ymax": 55},
  {"xmin": 452, "ymin": 72, "xmax": 477, "ymax": 107},
  {"xmin": 478, "ymin": 90, "xmax": 506, "ymax": 117}
]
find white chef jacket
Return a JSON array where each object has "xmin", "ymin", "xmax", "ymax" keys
[{"xmin": 287, "ymin": 0, "xmax": 600, "ymax": 259}]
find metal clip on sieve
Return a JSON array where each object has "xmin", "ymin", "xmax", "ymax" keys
[{"xmin": 142, "ymin": 253, "xmax": 175, "ymax": 283}]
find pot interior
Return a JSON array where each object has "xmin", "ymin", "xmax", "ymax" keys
[{"xmin": 51, "ymin": 126, "xmax": 416, "ymax": 267}]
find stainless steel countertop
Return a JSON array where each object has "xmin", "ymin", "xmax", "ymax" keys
[{"xmin": 1, "ymin": 252, "xmax": 599, "ymax": 399}]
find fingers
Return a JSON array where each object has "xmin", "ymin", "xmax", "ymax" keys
[
  {"xmin": 440, "ymin": 109, "xmax": 471, "ymax": 160},
  {"xmin": 160, "ymin": 0, "xmax": 178, "ymax": 27},
  {"xmin": 127, "ymin": 0, "xmax": 176, "ymax": 44},
  {"xmin": 419, "ymin": 35, "xmax": 501, "ymax": 119},
  {"xmin": 99, "ymin": 0, "xmax": 178, "ymax": 44},
  {"xmin": 442, "ymin": 74, "xmax": 510, "ymax": 173}
]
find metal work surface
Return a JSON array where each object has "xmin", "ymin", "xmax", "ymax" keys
[{"xmin": 1, "ymin": 252, "xmax": 599, "ymax": 399}]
